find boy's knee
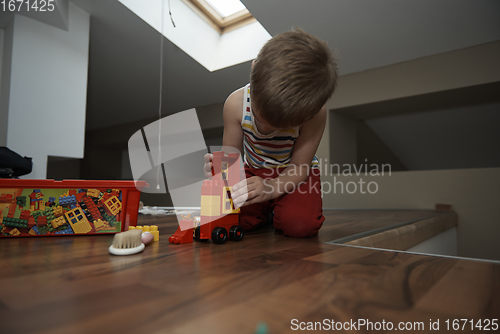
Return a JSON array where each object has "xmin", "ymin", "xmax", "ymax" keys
[{"xmin": 273, "ymin": 209, "xmax": 323, "ymax": 238}]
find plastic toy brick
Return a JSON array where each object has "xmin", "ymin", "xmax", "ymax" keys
[
  {"xmin": 36, "ymin": 216, "xmax": 48, "ymax": 227},
  {"xmin": 65, "ymin": 207, "xmax": 92, "ymax": 234},
  {"xmin": 82, "ymin": 196, "xmax": 102, "ymax": 220},
  {"xmin": 59, "ymin": 195, "xmax": 77, "ymax": 207},
  {"xmin": 102, "ymin": 212, "xmax": 117, "ymax": 226},
  {"xmin": 27, "ymin": 216, "xmax": 35, "ymax": 228},
  {"xmin": 3, "ymin": 217, "xmax": 29, "ymax": 229},
  {"xmin": 9, "ymin": 228, "xmax": 21, "ymax": 236},
  {"xmin": 129, "ymin": 225, "xmax": 159, "ymax": 241},
  {"xmin": 40, "ymin": 207, "xmax": 56, "ymax": 222},
  {"xmin": 51, "ymin": 216, "xmax": 67, "ymax": 229},
  {"xmin": 103, "ymin": 195, "xmax": 121, "ymax": 216},
  {"xmin": 168, "ymin": 220, "xmax": 193, "ymax": 244},
  {"xmin": 54, "ymin": 226, "xmax": 73, "ymax": 235},
  {"xmin": 0, "ymin": 193, "xmax": 14, "ymax": 202},
  {"xmin": 93, "ymin": 219, "xmax": 115, "ymax": 232},
  {"xmin": 75, "ymin": 191, "xmax": 86, "ymax": 203},
  {"xmin": 87, "ymin": 189, "xmax": 100, "ymax": 198},
  {"xmin": 16, "ymin": 196, "xmax": 27, "ymax": 207},
  {"xmin": 53, "ymin": 206, "xmax": 64, "ymax": 217},
  {"xmin": 200, "ymin": 195, "xmax": 221, "ymax": 216},
  {"xmin": 20, "ymin": 210, "xmax": 31, "ymax": 220},
  {"xmin": 7, "ymin": 206, "xmax": 16, "ymax": 218}
]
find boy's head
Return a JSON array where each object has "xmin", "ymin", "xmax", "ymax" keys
[{"xmin": 250, "ymin": 28, "xmax": 338, "ymax": 129}]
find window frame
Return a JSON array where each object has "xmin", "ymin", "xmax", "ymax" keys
[{"xmin": 183, "ymin": 0, "xmax": 256, "ymax": 34}]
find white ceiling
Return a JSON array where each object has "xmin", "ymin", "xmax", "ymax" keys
[{"xmin": 68, "ymin": 0, "xmax": 500, "ymax": 130}]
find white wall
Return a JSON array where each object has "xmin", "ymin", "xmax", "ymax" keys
[
  {"xmin": 0, "ymin": 22, "xmax": 13, "ymax": 147},
  {"xmin": 0, "ymin": 28, "xmax": 3, "ymax": 93},
  {"xmin": 0, "ymin": 27, "xmax": 3, "ymax": 145},
  {"xmin": 366, "ymin": 103, "xmax": 500, "ymax": 170},
  {"xmin": 5, "ymin": 3, "xmax": 89, "ymax": 178}
]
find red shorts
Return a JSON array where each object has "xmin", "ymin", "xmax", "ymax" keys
[{"xmin": 238, "ymin": 166, "xmax": 324, "ymax": 237}]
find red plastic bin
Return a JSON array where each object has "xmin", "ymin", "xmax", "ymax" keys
[{"xmin": 0, "ymin": 179, "xmax": 147, "ymax": 237}]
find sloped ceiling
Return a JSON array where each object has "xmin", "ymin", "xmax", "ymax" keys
[{"xmin": 67, "ymin": 0, "xmax": 500, "ymax": 130}]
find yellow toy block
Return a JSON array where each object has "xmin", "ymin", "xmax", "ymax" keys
[
  {"xmin": 64, "ymin": 207, "xmax": 92, "ymax": 234},
  {"xmin": 9, "ymin": 228, "xmax": 21, "ymax": 236},
  {"xmin": 201, "ymin": 195, "xmax": 221, "ymax": 217},
  {"xmin": 148, "ymin": 225, "xmax": 159, "ymax": 241},
  {"xmin": 87, "ymin": 189, "xmax": 100, "ymax": 197},
  {"xmin": 103, "ymin": 196, "xmax": 122, "ymax": 216},
  {"xmin": 53, "ymin": 206, "xmax": 64, "ymax": 217},
  {"xmin": 93, "ymin": 219, "xmax": 106, "ymax": 231},
  {"xmin": 51, "ymin": 216, "xmax": 67, "ymax": 229},
  {"xmin": 29, "ymin": 228, "xmax": 37, "ymax": 236},
  {"xmin": 93, "ymin": 219, "xmax": 114, "ymax": 232},
  {"xmin": 128, "ymin": 225, "xmax": 159, "ymax": 241}
]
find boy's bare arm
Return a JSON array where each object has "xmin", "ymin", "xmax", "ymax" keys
[
  {"xmin": 222, "ymin": 88, "xmax": 244, "ymax": 153},
  {"xmin": 204, "ymin": 88, "xmax": 244, "ymax": 179},
  {"xmin": 233, "ymin": 106, "xmax": 327, "ymax": 207}
]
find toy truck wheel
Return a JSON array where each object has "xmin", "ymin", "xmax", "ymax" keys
[
  {"xmin": 229, "ymin": 225, "xmax": 244, "ymax": 241},
  {"xmin": 194, "ymin": 226, "xmax": 200, "ymax": 240},
  {"xmin": 211, "ymin": 227, "xmax": 227, "ymax": 244}
]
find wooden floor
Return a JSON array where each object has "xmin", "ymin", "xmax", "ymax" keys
[{"xmin": 0, "ymin": 210, "xmax": 498, "ymax": 334}]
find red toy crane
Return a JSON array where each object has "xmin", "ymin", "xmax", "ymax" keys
[{"xmin": 168, "ymin": 151, "xmax": 243, "ymax": 244}]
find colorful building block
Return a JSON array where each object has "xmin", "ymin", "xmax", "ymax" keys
[
  {"xmin": 129, "ymin": 225, "xmax": 159, "ymax": 241},
  {"xmin": 87, "ymin": 189, "xmax": 100, "ymax": 198},
  {"xmin": 0, "ymin": 193, "xmax": 14, "ymax": 202},
  {"xmin": 29, "ymin": 189, "xmax": 45, "ymax": 211},
  {"xmin": 58, "ymin": 195, "xmax": 76, "ymax": 207},
  {"xmin": 64, "ymin": 207, "xmax": 92, "ymax": 234},
  {"xmin": 20, "ymin": 210, "xmax": 31, "ymax": 220},
  {"xmin": 36, "ymin": 216, "xmax": 48, "ymax": 227},
  {"xmin": 3, "ymin": 217, "xmax": 29, "ymax": 229},
  {"xmin": 53, "ymin": 206, "xmax": 64, "ymax": 217},
  {"xmin": 51, "ymin": 216, "xmax": 67, "ymax": 229},
  {"xmin": 9, "ymin": 228, "xmax": 21, "ymax": 236},
  {"xmin": 103, "ymin": 196, "xmax": 122, "ymax": 216}
]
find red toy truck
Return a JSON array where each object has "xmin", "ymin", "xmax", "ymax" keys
[{"xmin": 169, "ymin": 151, "xmax": 243, "ymax": 244}]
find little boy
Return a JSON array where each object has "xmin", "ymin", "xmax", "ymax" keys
[{"xmin": 204, "ymin": 28, "xmax": 338, "ymax": 237}]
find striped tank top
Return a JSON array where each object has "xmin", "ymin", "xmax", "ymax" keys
[{"xmin": 241, "ymin": 83, "xmax": 319, "ymax": 169}]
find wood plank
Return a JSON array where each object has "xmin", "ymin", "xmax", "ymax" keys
[
  {"xmin": 344, "ymin": 212, "xmax": 458, "ymax": 250},
  {"xmin": 0, "ymin": 210, "xmax": 497, "ymax": 334}
]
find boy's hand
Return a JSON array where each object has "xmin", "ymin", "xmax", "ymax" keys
[
  {"xmin": 203, "ymin": 153, "xmax": 213, "ymax": 179},
  {"xmin": 232, "ymin": 176, "xmax": 273, "ymax": 208}
]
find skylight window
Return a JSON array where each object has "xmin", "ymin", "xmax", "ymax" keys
[
  {"xmin": 205, "ymin": 0, "xmax": 246, "ymax": 18},
  {"xmin": 118, "ymin": 0, "xmax": 271, "ymax": 72},
  {"xmin": 185, "ymin": 0, "xmax": 254, "ymax": 34}
]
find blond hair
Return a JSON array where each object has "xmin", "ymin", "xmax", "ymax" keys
[{"xmin": 250, "ymin": 28, "xmax": 338, "ymax": 128}]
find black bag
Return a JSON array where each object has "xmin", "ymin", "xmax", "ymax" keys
[{"xmin": 0, "ymin": 147, "xmax": 33, "ymax": 178}]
